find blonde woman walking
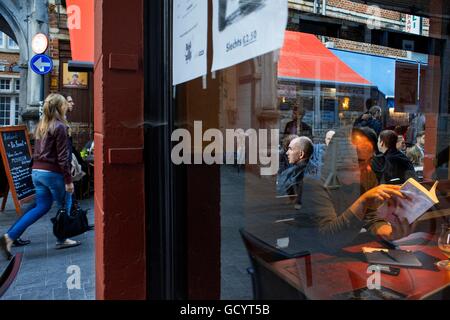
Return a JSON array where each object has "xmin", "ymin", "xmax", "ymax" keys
[{"xmin": 0, "ymin": 93, "xmax": 80, "ymax": 260}]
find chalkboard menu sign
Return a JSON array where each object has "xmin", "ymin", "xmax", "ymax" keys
[
  {"xmin": 0, "ymin": 156, "xmax": 9, "ymax": 211},
  {"xmin": 0, "ymin": 126, "xmax": 34, "ymax": 214}
]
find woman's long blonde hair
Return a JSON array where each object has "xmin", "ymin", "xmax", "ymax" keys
[{"xmin": 35, "ymin": 93, "xmax": 69, "ymax": 140}]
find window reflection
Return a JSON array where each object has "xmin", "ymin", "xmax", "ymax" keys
[{"xmin": 176, "ymin": 0, "xmax": 450, "ymax": 300}]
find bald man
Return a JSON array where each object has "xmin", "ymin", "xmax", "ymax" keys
[
  {"xmin": 287, "ymin": 136, "xmax": 314, "ymax": 165},
  {"xmin": 277, "ymin": 136, "xmax": 314, "ymax": 209}
]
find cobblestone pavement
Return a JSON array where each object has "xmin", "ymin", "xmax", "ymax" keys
[{"xmin": 0, "ymin": 196, "xmax": 95, "ymax": 300}]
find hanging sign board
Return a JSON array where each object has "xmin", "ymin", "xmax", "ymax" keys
[
  {"xmin": 212, "ymin": 0, "xmax": 288, "ymax": 72},
  {"xmin": 172, "ymin": 0, "xmax": 208, "ymax": 85}
]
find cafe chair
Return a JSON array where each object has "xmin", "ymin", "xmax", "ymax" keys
[
  {"xmin": 0, "ymin": 253, "xmax": 23, "ymax": 298},
  {"xmin": 239, "ymin": 228, "xmax": 307, "ymax": 300}
]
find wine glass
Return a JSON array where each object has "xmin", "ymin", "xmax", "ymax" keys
[{"xmin": 437, "ymin": 223, "xmax": 450, "ymax": 271}]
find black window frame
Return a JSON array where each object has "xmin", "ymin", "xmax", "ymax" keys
[{"xmin": 144, "ymin": 0, "xmax": 187, "ymax": 300}]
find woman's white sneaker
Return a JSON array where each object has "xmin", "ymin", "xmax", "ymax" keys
[{"xmin": 55, "ymin": 239, "xmax": 81, "ymax": 249}]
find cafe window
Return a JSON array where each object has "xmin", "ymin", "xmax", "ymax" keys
[{"xmin": 167, "ymin": 0, "xmax": 450, "ymax": 300}]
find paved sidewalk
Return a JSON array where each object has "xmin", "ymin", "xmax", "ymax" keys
[
  {"xmin": 0, "ymin": 196, "xmax": 95, "ymax": 300},
  {"xmin": 221, "ymin": 165, "xmax": 252, "ymax": 300},
  {"xmin": 220, "ymin": 165, "xmax": 296, "ymax": 299}
]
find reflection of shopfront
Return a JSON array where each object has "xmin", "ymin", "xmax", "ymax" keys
[
  {"xmin": 331, "ymin": 47, "xmax": 429, "ymax": 134},
  {"xmin": 277, "ymin": 31, "xmax": 430, "ymax": 143},
  {"xmin": 278, "ymin": 80, "xmax": 377, "ymax": 139},
  {"xmin": 394, "ymin": 61, "xmax": 428, "ymax": 112},
  {"xmin": 91, "ymin": 0, "xmax": 450, "ymax": 300},
  {"xmin": 277, "ymin": 31, "xmax": 378, "ymax": 140}
]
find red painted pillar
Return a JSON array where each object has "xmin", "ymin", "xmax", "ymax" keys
[{"xmin": 94, "ymin": 0, "xmax": 146, "ymax": 299}]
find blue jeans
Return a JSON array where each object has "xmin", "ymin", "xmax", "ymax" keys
[{"xmin": 7, "ymin": 170, "xmax": 72, "ymax": 242}]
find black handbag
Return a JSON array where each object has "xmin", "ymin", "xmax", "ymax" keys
[{"xmin": 51, "ymin": 201, "xmax": 90, "ymax": 239}]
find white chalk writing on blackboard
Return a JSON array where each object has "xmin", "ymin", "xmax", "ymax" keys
[{"xmin": 1, "ymin": 130, "xmax": 35, "ymax": 201}]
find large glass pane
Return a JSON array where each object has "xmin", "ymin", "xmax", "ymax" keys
[{"xmin": 174, "ymin": 0, "xmax": 450, "ymax": 300}]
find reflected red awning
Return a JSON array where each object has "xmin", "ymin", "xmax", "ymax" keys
[
  {"xmin": 278, "ymin": 31, "xmax": 371, "ymax": 86},
  {"xmin": 66, "ymin": 0, "xmax": 94, "ymax": 68}
]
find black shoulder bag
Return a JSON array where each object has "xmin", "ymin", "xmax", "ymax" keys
[{"xmin": 51, "ymin": 198, "xmax": 89, "ymax": 239}]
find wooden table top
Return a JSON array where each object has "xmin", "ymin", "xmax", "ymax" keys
[{"xmin": 269, "ymin": 235, "xmax": 450, "ymax": 300}]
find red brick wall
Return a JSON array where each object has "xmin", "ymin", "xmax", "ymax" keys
[
  {"xmin": 0, "ymin": 52, "xmax": 19, "ymax": 63},
  {"xmin": 0, "ymin": 52, "xmax": 20, "ymax": 76},
  {"xmin": 48, "ymin": 37, "xmax": 60, "ymax": 92},
  {"xmin": 48, "ymin": 6, "xmax": 93, "ymax": 151},
  {"xmin": 329, "ymin": 37, "xmax": 408, "ymax": 58},
  {"xmin": 48, "ymin": 7, "xmax": 70, "ymax": 92},
  {"xmin": 48, "ymin": 5, "xmax": 69, "ymax": 34},
  {"xmin": 49, "ymin": 6, "xmax": 58, "ymax": 29},
  {"xmin": 49, "ymin": 38, "xmax": 59, "ymax": 59},
  {"xmin": 327, "ymin": 0, "xmax": 401, "ymax": 21}
]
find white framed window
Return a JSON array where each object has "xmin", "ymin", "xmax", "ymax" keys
[
  {"xmin": 0, "ymin": 97, "xmax": 11, "ymax": 126},
  {"xmin": 0, "ymin": 79, "xmax": 11, "ymax": 91},
  {"xmin": 0, "ymin": 32, "xmax": 4, "ymax": 48},
  {"xmin": 0, "ymin": 65, "xmax": 6, "ymax": 72},
  {"xmin": 7, "ymin": 37, "xmax": 19, "ymax": 50},
  {"xmin": 14, "ymin": 97, "xmax": 19, "ymax": 125},
  {"xmin": 15, "ymin": 79, "xmax": 20, "ymax": 92}
]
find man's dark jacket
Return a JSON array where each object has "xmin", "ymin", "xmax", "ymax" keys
[{"xmin": 277, "ymin": 159, "xmax": 309, "ymax": 205}]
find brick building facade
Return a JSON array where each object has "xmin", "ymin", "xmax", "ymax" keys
[
  {"xmin": 288, "ymin": 0, "xmax": 430, "ymax": 59},
  {"xmin": 0, "ymin": 31, "xmax": 20, "ymax": 126},
  {"xmin": 48, "ymin": 1, "xmax": 70, "ymax": 93},
  {"xmin": 47, "ymin": 0, "xmax": 93, "ymax": 151}
]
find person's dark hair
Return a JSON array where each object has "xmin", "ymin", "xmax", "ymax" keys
[
  {"xmin": 352, "ymin": 126, "xmax": 378, "ymax": 153},
  {"xmin": 282, "ymin": 134, "xmax": 298, "ymax": 151},
  {"xmin": 379, "ymin": 130, "xmax": 398, "ymax": 151},
  {"xmin": 365, "ymin": 98, "xmax": 377, "ymax": 111},
  {"xmin": 394, "ymin": 125, "xmax": 403, "ymax": 135}
]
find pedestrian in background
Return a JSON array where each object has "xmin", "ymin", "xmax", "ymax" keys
[
  {"xmin": 62, "ymin": 94, "xmax": 88, "ymax": 205},
  {"xmin": 372, "ymin": 130, "xmax": 416, "ymax": 184},
  {"xmin": 354, "ymin": 106, "xmax": 383, "ymax": 136},
  {"xmin": 0, "ymin": 93, "xmax": 80, "ymax": 260},
  {"xmin": 407, "ymin": 131, "xmax": 425, "ymax": 167}
]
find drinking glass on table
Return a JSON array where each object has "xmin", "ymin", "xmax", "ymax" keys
[{"xmin": 437, "ymin": 223, "xmax": 450, "ymax": 271}]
